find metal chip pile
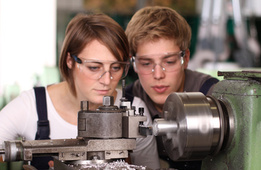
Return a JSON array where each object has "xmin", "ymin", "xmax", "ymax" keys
[{"xmin": 66, "ymin": 160, "xmax": 147, "ymax": 170}]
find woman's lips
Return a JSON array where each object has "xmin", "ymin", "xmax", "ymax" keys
[
  {"xmin": 95, "ymin": 89, "xmax": 110, "ymax": 95},
  {"xmin": 152, "ymin": 86, "xmax": 168, "ymax": 93}
]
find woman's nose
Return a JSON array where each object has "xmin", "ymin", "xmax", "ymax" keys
[{"xmin": 99, "ymin": 71, "xmax": 112, "ymax": 85}]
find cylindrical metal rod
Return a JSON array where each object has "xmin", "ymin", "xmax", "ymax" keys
[{"xmin": 153, "ymin": 118, "xmax": 178, "ymax": 136}]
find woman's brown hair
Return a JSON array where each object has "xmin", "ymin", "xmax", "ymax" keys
[{"xmin": 59, "ymin": 13, "xmax": 129, "ymax": 96}]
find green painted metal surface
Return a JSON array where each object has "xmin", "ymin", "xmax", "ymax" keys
[
  {"xmin": 202, "ymin": 71, "xmax": 261, "ymax": 170},
  {"xmin": 0, "ymin": 162, "xmax": 23, "ymax": 170}
]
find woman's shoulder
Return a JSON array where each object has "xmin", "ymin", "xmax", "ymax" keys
[{"xmin": 9, "ymin": 88, "xmax": 36, "ymax": 106}]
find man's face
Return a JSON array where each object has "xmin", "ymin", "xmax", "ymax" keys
[{"xmin": 135, "ymin": 38, "xmax": 189, "ymax": 110}]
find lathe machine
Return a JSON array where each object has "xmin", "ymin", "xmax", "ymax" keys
[
  {"xmin": 151, "ymin": 70, "xmax": 261, "ymax": 170},
  {"xmin": 1, "ymin": 70, "xmax": 261, "ymax": 170}
]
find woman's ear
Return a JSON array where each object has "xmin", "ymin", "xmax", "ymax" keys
[{"xmin": 66, "ymin": 53, "xmax": 73, "ymax": 69}]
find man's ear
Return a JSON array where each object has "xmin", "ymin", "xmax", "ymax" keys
[
  {"xmin": 67, "ymin": 53, "xmax": 73, "ymax": 69},
  {"xmin": 183, "ymin": 49, "xmax": 190, "ymax": 69},
  {"xmin": 130, "ymin": 56, "xmax": 138, "ymax": 73}
]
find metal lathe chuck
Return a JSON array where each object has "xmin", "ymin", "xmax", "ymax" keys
[{"xmin": 153, "ymin": 92, "xmax": 233, "ymax": 161}]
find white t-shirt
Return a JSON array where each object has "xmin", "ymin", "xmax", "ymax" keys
[{"xmin": 0, "ymin": 88, "xmax": 160, "ymax": 169}]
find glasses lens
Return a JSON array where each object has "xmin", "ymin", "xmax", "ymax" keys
[
  {"xmin": 82, "ymin": 60, "xmax": 129, "ymax": 80},
  {"xmin": 134, "ymin": 57, "xmax": 155, "ymax": 75},
  {"xmin": 133, "ymin": 51, "xmax": 183, "ymax": 75},
  {"xmin": 161, "ymin": 53, "xmax": 183, "ymax": 71},
  {"xmin": 109, "ymin": 62, "xmax": 129, "ymax": 80}
]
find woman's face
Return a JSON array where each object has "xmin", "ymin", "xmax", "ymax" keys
[{"xmin": 67, "ymin": 40, "xmax": 123, "ymax": 105}]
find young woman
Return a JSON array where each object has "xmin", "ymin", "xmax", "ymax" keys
[{"xmin": 0, "ymin": 13, "xmax": 159, "ymax": 169}]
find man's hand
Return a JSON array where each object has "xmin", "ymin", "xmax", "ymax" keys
[{"xmin": 48, "ymin": 160, "xmax": 54, "ymax": 168}]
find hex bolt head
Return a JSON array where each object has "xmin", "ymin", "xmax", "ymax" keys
[{"xmin": 103, "ymin": 96, "xmax": 114, "ymax": 106}]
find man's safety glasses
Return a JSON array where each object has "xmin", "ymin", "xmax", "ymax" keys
[{"xmin": 132, "ymin": 51, "xmax": 185, "ymax": 75}]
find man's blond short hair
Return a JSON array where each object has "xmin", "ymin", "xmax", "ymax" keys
[{"xmin": 126, "ymin": 6, "xmax": 191, "ymax": 56}]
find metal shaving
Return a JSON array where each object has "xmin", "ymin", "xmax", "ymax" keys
[{"xmin": 66, "ymin": 160, "xmax": 147, "ymax": 170}]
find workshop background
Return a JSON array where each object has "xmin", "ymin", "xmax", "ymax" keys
[
  {"xmin": 1, "ymin": 0, "xmax": 261, "ymax": 111},
  {"xmin": 1, "ymin": 0, "xmax": 261, "ymax": 110}
]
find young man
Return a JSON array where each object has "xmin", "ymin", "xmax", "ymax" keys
[{"xmin": 125, "ymin": 6, "xmax": 219, "ymax": 169}]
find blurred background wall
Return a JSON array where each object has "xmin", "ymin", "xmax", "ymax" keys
[{"xmin": 0, "ymin": 0, "xmax": 57, "ymax": 109}]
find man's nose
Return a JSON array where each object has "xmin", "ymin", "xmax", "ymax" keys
[{"xmin": 152, "ymin": 64, "xmax": 165, "ymax": 79}]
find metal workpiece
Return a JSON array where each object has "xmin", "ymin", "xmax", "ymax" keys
[
  {"xmin": 157, "ymin": 92, "xmax": 226, "ymax": 161},
  {"xmin": 3, "ymin": 138, "xmax": 136, "ymax": 162},
  {"xmin": 152, "ymin": 118, "xmax": 178, "ymax": 137}
]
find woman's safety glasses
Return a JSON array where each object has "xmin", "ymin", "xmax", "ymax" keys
[{"xmin": 72, "ymin": 55, "xmax": 130, "ymax": 80}]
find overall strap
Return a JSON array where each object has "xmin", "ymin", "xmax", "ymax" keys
[
  {"xmin": 199, "ymin": 77, "xmax": 219, "ymax": 95},
  {"xmin": 34, "ymin": 86, "xmax": 50, "ymax": 140}
]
